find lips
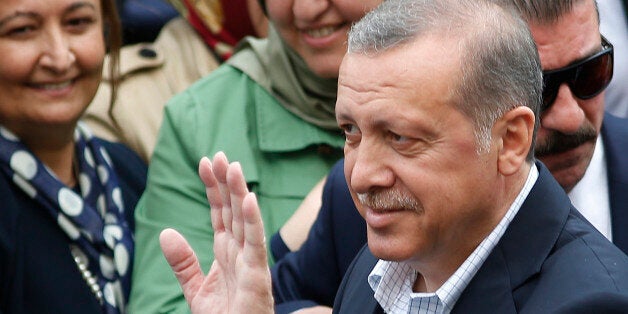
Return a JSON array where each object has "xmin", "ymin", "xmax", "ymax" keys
[{"xmin": 363, "ymin": 206, "xmax": 408, "ymax": 229}]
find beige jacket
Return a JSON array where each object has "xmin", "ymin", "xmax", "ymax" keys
[{"xmin": 82, "ymin": 17, "xmax": 219, "ymax": 162}]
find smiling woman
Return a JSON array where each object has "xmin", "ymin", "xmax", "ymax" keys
[{"xmin": 0, "ymin": 0, "xmax": 146, "ymax": 313}]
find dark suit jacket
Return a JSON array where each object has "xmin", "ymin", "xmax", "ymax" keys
[
  {"xmin": 271, "ymin": 113, "xmax": 628, "ymax": 312},
  {"xmin": 0, "ymin": 140, "xmax": 147, "ymax": 314},
  {"xmin": 333, "ymin": 162, "xmax": 628, "ymax": 313}
]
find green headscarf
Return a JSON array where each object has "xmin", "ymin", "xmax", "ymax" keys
[{"xmin": 227, "ymin": 24, "xmax": 339, "ymax": 130}]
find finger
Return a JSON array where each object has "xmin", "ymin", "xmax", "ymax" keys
[
  {"xmin": 159, "ymin": 228, "xmax": 205, "ymax": 304},
  {"xmin": 212, "ymin": 152, "xmax": 232, "ymax": 231},
  {"xmin": 227, "ymin": 162, "xmax": 249, "ymax": 243},
  {"xmin": 241, "ymin": 193, "xmax": 268, "ymax": 265},
  {"xmin": 198, "ymin": 157, "xmax": 224, "ymax": 232}
]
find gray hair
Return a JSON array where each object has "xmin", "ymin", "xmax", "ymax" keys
[{"xmin": 347, "ymin": 0, "xmax": 542, "ymax": 160}]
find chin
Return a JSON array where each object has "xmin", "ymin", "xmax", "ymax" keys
[
  {"xmin": 367, "ymin": 232, "xmax": 417, "ymax": 262},
  {"xmin": 309, "ymin": 67, "xmax": 339, "ymax": 79}
]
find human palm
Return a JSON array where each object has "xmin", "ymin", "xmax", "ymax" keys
[{"xmin": 160, "ymin": 152, "xmax": 273, "ymax": 313}]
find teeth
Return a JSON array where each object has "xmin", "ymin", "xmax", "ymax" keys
[
  {"xmin": 306, "ymin": 26, "xmax": 338, "ymax": 38},
  {"xmin": 38, "ymin": 81, "xmax": 72, "ymax": 90}
]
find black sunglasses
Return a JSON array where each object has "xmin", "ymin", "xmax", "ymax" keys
[{"xmin": 541, "ymin": 36, "xmax": 614, "ymax": 112}]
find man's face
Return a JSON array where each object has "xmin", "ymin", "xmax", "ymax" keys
[
  {"xmin": 530, "ymin": 0, "xmax": 605, "ymax": 192},
  {"xmin": 336, "ymin": 36, "xmax": 505, "ymax": 268}
]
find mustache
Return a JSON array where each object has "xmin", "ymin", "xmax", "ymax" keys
[
  {"xmin": 535, "ymin": 125, "xmax": 597, "ymax": 157},
  {"xmin": 357, "ymin": 188, "xmax": 422, "ymax": 212}
]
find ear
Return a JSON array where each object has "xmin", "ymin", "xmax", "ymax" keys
[{"xmin": 492, "ymin": 106, "xmax": 535, "ymax": 176}]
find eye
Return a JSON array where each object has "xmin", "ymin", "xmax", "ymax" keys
[
  {"xmin": 390, "ymin": 132, "xmax": 409, "ymax": 143},
  {"xmin": 341, "ymin": 123, "xmax": 358, "ymax": 135},
  {"xmin": 66, "ymin": 16, "xmax": 95, "ymax": 31},
  {"xmin": 340, "ymin": 123, "xmax": 361, "ymax": 143},
  {"xmin": 4, "ymin": 24, "xmax": 36, "ymax": 37},
  {"xmin": 388, "ymin": 131, "xmax": 420, "ymax": 152}
]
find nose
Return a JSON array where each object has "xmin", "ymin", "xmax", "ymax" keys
[
  {"xmin": 293, "ymin": 0, "xmax": 331, "ymax": 24},
  {"xmin": 39, "ymin": 29, "xmax": 75, "ymax": 73},
  {"xmin": 347, "ymin": 141, "xmax": 395, "ymax": 194},
  {"xmin": 540, "ymin": 84, "xmax": 586, "ymax": 134}
]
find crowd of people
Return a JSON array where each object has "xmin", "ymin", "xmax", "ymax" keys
[{"xmin": 1, "ymin": 0, "xmax": 627, "ymax": 313}]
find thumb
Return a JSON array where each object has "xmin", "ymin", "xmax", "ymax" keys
[{"xmin": 159, "ymin": 228, "xmax": 205, "ymax": 303}]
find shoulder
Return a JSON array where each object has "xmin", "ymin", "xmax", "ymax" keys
[
  {"xmin": 325, "ymin": 159, "xmax": 353, "ymax": 208},
  {"xmin": 528, "ymin": 208, "xmax": 628, "ymax": 306},
  {"xmin": 602, "ymin": 112, "xmax": 628, "ymax": 137},
  {"xmin": 95, "ymin": 137, "xmax": 147, "ymax": 189},
  {"xmin": 602, "ymin": 113, "xmax": 628, "ymax": 155},
  {"xmin": 555, "ymin": 208, "xmax": 628, "ymax": 280},
  {"xmin": 96, "ymin": 138, "xmax": 146, "ymax": 168},
  {"xmin": 327, "ymin": 159, "xmax": 346, "ymax": 183},
  {"xmin": 178, "ymin": 63, "xmax": 271, "ymax": 101},
  {"xmin": 601, "ymin": 112, "xmax": 628, "ymax": 174},
  {"xmin": 162, "ymin": 64, "xmax": 277, "ymax": 139}
]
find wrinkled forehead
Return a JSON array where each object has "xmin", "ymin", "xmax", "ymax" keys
[
  {"xmin": 339, "ymin": 36, "xmax": 461, "ymax": 94},
  {"xmin": 336, "ymin": 41, "xmax": 462, "ymax": 125}
]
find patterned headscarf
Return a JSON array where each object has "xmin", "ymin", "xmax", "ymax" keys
[{"xmin": 168, "ymin": 0, "xmax": 260, "ymax": 60}]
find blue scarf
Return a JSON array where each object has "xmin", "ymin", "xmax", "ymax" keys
[{"xmin": 0, "ymin": 123, "xmax": 133, "ymax": 314}]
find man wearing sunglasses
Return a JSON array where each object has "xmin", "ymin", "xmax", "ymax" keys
[
  {"xmin": 530, "ymin": 1, "xmax": 628, "ymax": 249},
  {"xmin": 158, "ymin": 0, "xmax": 628, "ymax": 312}
]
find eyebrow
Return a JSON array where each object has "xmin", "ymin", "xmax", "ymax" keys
[
  {"xmin": 0, "ymin": 12, "xmax": 38, "ymax": 29},
  {"xmin": 0, "ymin": 2, "xmax": 97, "ymax": 29}
]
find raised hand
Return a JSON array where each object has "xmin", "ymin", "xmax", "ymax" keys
[{"xmin": 159, "ymin": 152, "xmax": 274, "ymax": 314}]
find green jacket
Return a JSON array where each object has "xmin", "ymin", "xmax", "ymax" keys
[{"xmin": 128, "ymin": 64, "xmax": 344, "ymax": 313}]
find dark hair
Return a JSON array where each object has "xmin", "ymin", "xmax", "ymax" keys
[
  {"xmin": 101, "ymin": 0, "xmax": 122, "ymax": 128},
  {"xmin": 258, "ymin": 0, "xmax": 267, "ymax": 15},
  {"xmin": 495, "ymin": 0, "xmax": 599, "ymax": 25}
]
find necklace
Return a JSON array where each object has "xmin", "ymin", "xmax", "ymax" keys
[{"xmin": 70, "ymin": 245, "xmax": 104, "ymax": 304}]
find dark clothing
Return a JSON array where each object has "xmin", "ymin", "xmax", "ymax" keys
[
  {"xmin": 0, "ymin": 139, "xmax": 147, "ymax": 314},
  {"xmin": 604, "ymin": 114, "xmax": 628, "ymax": 253}
]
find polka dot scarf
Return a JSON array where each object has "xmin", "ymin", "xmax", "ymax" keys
[{"xmin": 0, "ymin": 123, "xmax": 133, "ymax": 314}]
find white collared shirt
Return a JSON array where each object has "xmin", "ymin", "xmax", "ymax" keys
[
  {"xmin": 568, "ymin": 136, "xmax": 612, "ymax": 240},
  {"xmin": 368, "ymin": 165, "xmax": 539, "ymax": 314}
]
